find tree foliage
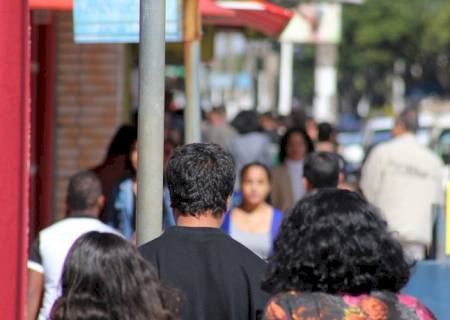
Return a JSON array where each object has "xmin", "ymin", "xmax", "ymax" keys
[{"xmin": 339, "ymin": 0, "xmax": 450, "ymax": 109}]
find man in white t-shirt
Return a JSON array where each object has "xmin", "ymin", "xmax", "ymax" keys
[
  {"xmin": 27, "ymin": 171, "xmax": 120, "ymax": 320},
  {"xmin": 360, "ymin": 109, "xmax": 444, "ymax": 259}
]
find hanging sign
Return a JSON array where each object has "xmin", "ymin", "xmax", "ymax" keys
[{"xmin": 74, "ymin": 0, "xmax": 183, "ymax": 43}]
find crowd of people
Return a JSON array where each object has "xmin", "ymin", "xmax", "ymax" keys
[{"xmin": 27, "ymin": 103, "xmax": 443, "ymax": 319}]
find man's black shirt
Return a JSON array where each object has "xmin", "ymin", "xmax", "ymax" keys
[{"xmin": 139, "ymin": 226, "xmax": 270, "ymax": 320}]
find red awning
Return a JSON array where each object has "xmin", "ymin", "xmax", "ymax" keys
[
  {"xmin": 200, "ymin": 0, "xmax": 235, "ymax": 17},
  {"xmin": 29, "ymin": 0, "xmax": 292, "ymax": 38},
  {"xmin": 203, "ymin": 0, "xmax": 293, "ymax": 38},
  {"xmin": 29, "ymin": 0, "xmax": 73, "ymax": 10}
]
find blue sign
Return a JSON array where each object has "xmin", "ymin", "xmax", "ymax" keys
[{"xmin": 74, "ymin": 0, "xmax": 183, "ymax": 43}]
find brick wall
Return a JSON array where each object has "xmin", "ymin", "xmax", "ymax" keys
[{"xmin": 54, "ymin": 12, "xmax": 125, "ymax": 220}]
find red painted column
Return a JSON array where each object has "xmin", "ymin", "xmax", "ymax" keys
[{"xmin": 0, "ymin": 0, "xmax": 30, "ymax": 319}]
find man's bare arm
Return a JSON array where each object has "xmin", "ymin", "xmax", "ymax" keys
[{"xmin": 27, "ymin": 268, "xmax": 44, "ymax": 320}]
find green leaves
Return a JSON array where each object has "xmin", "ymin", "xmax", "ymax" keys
[{"xmin": 338, "ymin": 0, "xmax": 450, "ymax": 108}]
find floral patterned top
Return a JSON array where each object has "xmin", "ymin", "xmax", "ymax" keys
[{"xmin": 263, "ymin": 291, "xmax": 436, "ymax": 320}]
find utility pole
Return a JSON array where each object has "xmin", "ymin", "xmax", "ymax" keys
[
  {"xmin": 313, "ymin": 43, "xmax": 338, "ymax": 123},
  {"xmin": 278, "ymin": 41, "xmax": 294, "ymax": 116},
  {"xmin": 184, "ymin": 39, "xmax": 202, "ymax": 143},
  {"xmin": 184, "ymin": 0, "xmax": 202, "ymax": 143},
  {"xmin": 137, "ymin": 0, "xmax": 166, "ymax": 244}
]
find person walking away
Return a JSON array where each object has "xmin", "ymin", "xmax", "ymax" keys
[
  {"xmin": 202, "ymin": 105, "xmax": 237, "ymax": 150},
  {"xmin": 228, "ymin": 110, "xmax": 273, "ymax": 188},
  {"xmin": 262, "ymin": 189, "xmax": 436, "ymax": 320},
  {"xmin": 222, "ymin": 163, "xmax": 283, "ymax": 260},
  {"xmin": 302, "ymin": 151, "xmax": 341, "ymax": 193},
  {"xmin": 139, "ymin": 143, "xmax": 270, "ymax": 320},
  {"xmin": 27, "ymin": 172, "xmax": 120, "ymax": 320},
  {"xmin": 314, "ymin": 122, "xmax": 337, "ymax": 152},
  {"xmin": 360, "ymin": 109, "xmax": 444, "ymax": 260},
  {"xmin": 50, "ymin": 232, "xmax": 177, "ymax": 320}
]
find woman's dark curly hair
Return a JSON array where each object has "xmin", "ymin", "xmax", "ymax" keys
[
  {"xmin": 50, "ymin": 232, "xmax": 178, "ymax": 320},
  {"xmin": 262, "ymin": 188, "xmax": 412, "ymax": 296},
  {"xmin": 279, "ymin": 128, "xmax": 314, "ymax": 163}
]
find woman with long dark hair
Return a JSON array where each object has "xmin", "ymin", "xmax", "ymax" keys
[
  {"xmin": 104, "ymin": 138, "xmax": 138, "ymax": 240},
  {"xmin": 262, "ymin": 189, "xmax": 435, "ymax": 320},
  {"xmin": 271, "ymin": 128, "xmax": 314, "ymax": 211},
  {"xmin": 50, "ymin": 232, "xmax": 178, "ymax": 320},
  {"xmin": 105, "ymin": 138, "xmax": 175, "ymax": 240}
]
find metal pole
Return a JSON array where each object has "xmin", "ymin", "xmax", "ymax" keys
[
  {"xmin": 278, "ymin": 41, "xmax": 294, "ymax": 116},
  {"xmin": 137, "ymin": 0, "xmax": 165, "ymax": 245},
  {"xmin": 184, "ymin": 39, "xmax": 202, "ymax": 143},
  {"xmin": 313, "ymin": 43, "xmax": 338, "ymax": 123}
]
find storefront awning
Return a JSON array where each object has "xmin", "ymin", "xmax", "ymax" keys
[
  {"xmin": 30, "ymin": 0, "xmax": 292, "ymax": 38},
  {"xmin": 29, "ymin": 0, "xmax": 73, "ymax": 10},
  {"xmin": 204, "ymin": 1, "xmax": 293, "ymax": 38},
  {"xmin": 200, "ymin": 0, "xmax": 235, "ymax": 17}
]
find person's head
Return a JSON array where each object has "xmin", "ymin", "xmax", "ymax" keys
[
  {"xmin": 303, "ymin": 152, "xmax": 340, "ymax": 191},
  {"xmin": 51, "ymin": 232, "xmax": 176, "ymax": 320},
  {"xmin": 317, "ymin": 122, "xmax": 336, "ymax": 143},
  {"xmin": 240, "ymin": 163, "xmax": 271, "ymax": 207},
  {"xmin": 259, "ymin": 112, "xmax": 277, "ymax": 131},
  {"xmin": 166, "ymin": 143, "xmax": 235, "ymax": 218},
  {"xmin": 262, "ymin": 188, "xmax": 411, "ymax": 295},
  {"xmin": 207, "ymin": 105, "xmax": 227, "ymax": 126},
  {"xmin": 67, "ymin": 171, "xmax": 104, "ymax": 215},
  {"xmin": 231, "ymin": 110, "xmax": 261, "ymax": 134},
  {"xmin": 105, "ymin": 125, "xmax": 137, "ymax": 158},
  {"xmin": 392, "ymin": 109, "xmax": 418, "ymax": 137},
  {"xmin": 279, "ymin": 128, "xmax": 314, "ymax": 162}
]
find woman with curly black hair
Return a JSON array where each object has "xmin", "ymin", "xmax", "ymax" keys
[
  {"xmin": 50, "ymin": 232, "xmax": 178, "ymax": 320},
  {"xmin": 262, "ymin": 189, "xmax": 435, "ymax": 320}
]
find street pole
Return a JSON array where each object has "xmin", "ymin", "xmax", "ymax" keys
[
  {"xmin": 313, "ymin": 43, "xmax": 338, "ymax": 123},
  {"xmin": 278, "ymin": 41, "xmax": 294, "ymax": 116},
  {"xmin": 137, "ymin": 0, "xmax": 165, "ymax": 245},
  {"xmin": 184, "ymin": 39, "xmax": 202, "ymax": 143}
]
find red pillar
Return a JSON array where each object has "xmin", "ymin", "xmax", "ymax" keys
[{"xmin": 0, "ymin": 0, "xmax": 30, "ymax": 319}]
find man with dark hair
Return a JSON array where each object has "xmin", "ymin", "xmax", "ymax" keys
[
  {"xmin": 315, "ymin": 122, "xmax": 337, "ymax": 152},
  {"xmin": 202, "ymin": 105, "xmax": 237, "ymax": 150},
  {"xmin": 303, "ymin": 152, "xmax": 340, "ymax": 192},
  {"xmin": 361, "ymin": 109, "xmax": 444, "ymax": 260},
  {"xmin": 27, "ymin": 171, "xmax": 119, "ymax": 320},
  {"xmin": 139, "ymin": 143, "xmax": 269, "ymax": 320}
]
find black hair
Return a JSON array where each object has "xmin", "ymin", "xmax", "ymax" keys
[
  {"xmin": 106, "ymin": 125, "xmax": 137, "ymax": 158},
  {"xmin": 50, "ymin": 232, "xmax": 177, "ymax": 320},
  {"xmin": 67, "ymin": 171, "xmax": 102, "ymax": 211},
  {"xmin": 262, "ymin": 188, "xmax": 412, "ymax": 295},
  {"xmin": 303, "ymin": 152, "xmax": 340, "ymax": 189},
  {"xmin": 317, "ymin": 122, "xmax": 335, "ymax": 142},
  {"xmin": 126, "ymin": 139, "xmax": 138, "ymax": 178},
  {"xmin": 240, "ymin": 162, "xmax": 271, "ymax": 183},
  {"xmin": 279, "ymin": 128, "xmax": 314, "ymax": 163},
  {"xmin": 166, "ymin": 143, "xmax": 235, "ymax": 217},
  {"xmin": 231, "ymin": 110, "xmax": 261, "ymax": 134}
]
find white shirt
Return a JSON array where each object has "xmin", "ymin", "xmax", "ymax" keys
[
  {"xmin": 285, "ymin": 159, "xmax": 305, "ymax": 203},
  {"xmin": 28, "ymin": 215, "xmax": 120, "ymax": 320},
  {"xmin": 360, "ymin": 133, "xmax": 444, "ymax": 246}
]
